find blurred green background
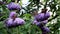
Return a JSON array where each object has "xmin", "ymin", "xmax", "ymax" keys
[{"xmin": 0, "ymin": 0, "xmax": 60, "ymax": 34}]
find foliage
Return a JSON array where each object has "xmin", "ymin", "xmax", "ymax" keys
[{"xmin": 0, "ymin": 0, "xmax": 60, "ymax": 34}]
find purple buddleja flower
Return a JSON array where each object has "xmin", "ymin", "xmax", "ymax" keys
[
  {"xmin": 6, "ymin": 2, "xmax": 21, "ymax": 10},
  {"xmin": 33, "ymin": 19, "xmax": 48, "ymax": 26},
  {"xmin": 41, "ymin": 26, "xmax": 50, "ymax": 34},
  {"xmin": 9, "ymin": 11, "xmax": 17, "ymax": 18},
  {"xmin": 5, "ymin": 12, "xmax": 25, "ymax": 27},
  {"xmin": 44, "ymin": 12, "xmax": 50, "ymax": 20},
  {"xmin": 33, "ymin": 12, "xmax": 50, "ymax": 34},
  {"xmin": 33, "ymin": 19, "xmax": 40, "ymax": 25},
  {"xmin": 33, "ymin": 12, "xmax": 50, "ymax": 25},
  {"xmin": 6, "ymin": 18, "xmax": 15, "ymax": 27},
  {"xmin": 14, "ymin": 18, "xmax": 25, "ymax": 25},
  {"xmin": 35, "ymin": 12, "xmax": 50, "ymax": 21},
  {"xmin": 35, "ymin": 13, "xmax": 44, "ymax": 21},
  {"xmin": 42, "ymin": 20, "xmax": 48, "ymax": 25}
]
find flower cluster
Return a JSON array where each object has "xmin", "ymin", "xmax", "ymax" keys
[
  {"xmin": 6, "ymin": 18, "xmax": 25, "ymax": 27},
  {"xmin": 5, "ymin": 12, "xmax": 25, "ymax": 28},
  {"xmin": 33, "ymin": 12, "xmax": 50, "ymax": 34},
  {"xmin": 41, "ymin": 26, "xmax": 50, "ymax": 34},
  {"xmin": 6, "ymin": 2, "xmax": 21, "ymax": 10},
  {"xmin": 33, "ymin": 12, "xmax": 50, "ymax": 25},
  {"xmin": 35, "ymin": 12, "xmax": 50, "ymax": 21}
]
